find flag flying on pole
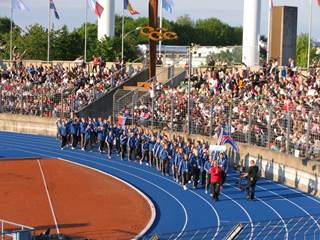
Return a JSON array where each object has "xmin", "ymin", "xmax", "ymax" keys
[
  {"xmin": 124, "ymin": 0, "xmax": 139, "ymax": 15},
  {"xmin": 88, "ymin": 0, "xmax": 104, "ymax": 18},
  {"xmin": 117, "ymin": 115, "xmax": 127, "ymax": 127},
  {"xmin": 218, "ymin": 127, "xmax": 240, "ymax": 153},
  {"xmin": 50, "ymin": 0, "xmax": 60, "ymax": 19},
  {"xmin": 163, "ymin": 0, "xmax": 174, "ymax": 13},
  {"xmin": 12, "ymin": 0, "xmax": 29, "ymax": 11},
  {"xmin": 269, "ymin": 0, "xmax": 273, "ymax": 9}
]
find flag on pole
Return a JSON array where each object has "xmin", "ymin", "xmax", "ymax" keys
[
  {"xmin": 50, "ymin": 0, "xmax": 60, "ymax": 19},
  {"xmin": 117, "ymin": 115, "xmax": 127, "ymax": 127},
  {"xmin": 218, "ymin": 127, "xmax": 240, "ymax": 153},
  {"xmin": 269, "ymin": 0, "xmax": 273, "ymax": 9},
  {"xmin": 124, "ymin": 0, "xmax": 139, "ymax": 15},
  {"xmin": 163, "ymin": 0, "xmax": 174, "ymax": 13},
  {"xmin": 12, "ymin": 0, "xmax": 29, "ymax": 11},
  {"xmin": 88, "ymin": 0, "xmax": 104, "ymax": 18},
  {"xmin": 318, "ymin": 0, "xmax": 320, "ymax": 7}
]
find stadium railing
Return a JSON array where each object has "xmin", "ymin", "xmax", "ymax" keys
[
  {"xmin": 118, "ymin": 80, "xmax": 320, "ymax": 160},
  {"xmin": 140, "ymin": 213, "xmax": 320, "ymax": 240},
  {"xmin": 0, "ymin": 219, "xmax": 34, "ymax": 240}
]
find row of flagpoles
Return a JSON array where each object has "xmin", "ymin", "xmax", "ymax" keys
[
  {"xmin": 9, "ymin": 0, "xmax": 174, "ymax": 62},
  {"xmin": 8, "ymin": 0, "xmax": 320, "ymax": 64}
]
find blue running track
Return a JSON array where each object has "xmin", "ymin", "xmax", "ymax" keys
[{"xmin": 0, "ymin": 131, "xmax": 319, "ymax": 240}]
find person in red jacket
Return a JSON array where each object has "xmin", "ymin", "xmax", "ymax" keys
[{"xmin": 210, "ymin": 160, "xmax": 222, "ymax": 201}]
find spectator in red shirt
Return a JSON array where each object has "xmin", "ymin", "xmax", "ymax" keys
[{"xmin": 210, "ymin": 160, "xmax": 222, "ymax": 202}]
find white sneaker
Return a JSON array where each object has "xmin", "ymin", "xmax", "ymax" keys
[
  {"xmin": 71, "ymin": 147, "xmax": 75, "ymax": 150},
  {"xmin": 81, "ymin": 148, "xmax": 85, "ymax": 151},
  {"xmin": 146, "ymin": 163, "xmax": 149, "ymax": 166},
  {"xmin": 61, "ymin": 147, "xmax": 64, "ymax": 150},
  {"xmin": 140, "ymin": 161, "xmax": 142, "ymax": 165},
  {"xmin": 188, "ymin": 180, "xmax": 191, "ymax": 184},
  {"xmin": 183, "ymin": 185, "xmax": 187, "ymax": 191},
  {"xmin": 205, "ymin": 190, "xmax": 208, "ymax": 194}
]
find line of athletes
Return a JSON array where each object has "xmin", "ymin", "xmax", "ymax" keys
[{"xmin": 57, "ymin": 117, "xmax": 259, "ymax": 201}]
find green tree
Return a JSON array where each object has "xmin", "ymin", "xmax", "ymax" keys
[
  {"xmin": 75, "ymin": 23, "xmax": 98, "ymax": 61},
  {"xmin": 18, "ymin": 24, "xmax": 47, "ymax": 60},
  {"xmin": 0, "ymin": 17, "xmax": 12, "ymax": 34},
  {"xmin": 296, "ymin": 33, "xmax": 317, "ymax": 68},
  {"xmin": 51, "ymin": 25, "xmax": 83, "ymax": 60},
  {"xmin": 176, "ymin": 15, "xmax": 194, "ymax": 27}
]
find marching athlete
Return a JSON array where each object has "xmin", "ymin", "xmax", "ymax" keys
[{"xmin": 210, "ymin": 160, "xmax": 222, "ymax": 201}]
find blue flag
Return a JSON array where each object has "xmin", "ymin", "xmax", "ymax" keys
[
  {"xmin": 218, "ymin": 127, "xmax": 240, "ymax": 153},
  {"xmin": 162, "ymin": 0, "xmax": 173, "ymax": 13},
  {"xmin": 50, "ymin": 0, "xmax": 60, "ymax": 19}
]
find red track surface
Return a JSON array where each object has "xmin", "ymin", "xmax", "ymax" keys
[{"xmin": 0, "ymin": 158, "xmax": 152, "ymax": 239}]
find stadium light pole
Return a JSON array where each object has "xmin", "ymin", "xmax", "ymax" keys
[
  {"xmin": 187, "ymin": 47, "xmax": 191, "ymax": 135},
  {"xmin": 9, "ymin": 0, "xmax": 13, "ymax": 61},
  {"xmin": 84, "ymin": 0, "xmax": 88, "ymax": 63},
  {"xmin": 187, "ymin": 43, "xmax": 199, "ymax": 135},
  {"xmin": 307, "ymin": 0, "xmax": 313, "ymax": 69},
  {"xmin": 121, "ymin": 27, "xmax": 141, "ymax": 61}
]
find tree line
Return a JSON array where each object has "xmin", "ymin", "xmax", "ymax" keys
[
  {"xmin": 0, "ymin": 15, "xmax": 318, "ymax": 67},
  {"xmin": 0, "ymin": 15, "xmax": 242, "ymax": 62}
]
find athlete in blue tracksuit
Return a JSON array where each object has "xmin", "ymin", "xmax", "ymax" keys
[
  {"xmin": 154, "ymin": 140, "xmax": 163, "ymax": 170},
  {"xmin": 84, "ymin": 124, "xmax": 93, "ymax": 151},
  {"xmin": 141, "ymin": 138, "xmax": 149, "ymax": 164},
  {"xmin": 179, "ymin": 154, "xmax": 191, "ymax": 190},
  {"xmin": 148, "ymin": 136, "xmax": 156, "ymax": 166},
  {"xmin": 160, "ymin": 144, "xmax": 170, "ymax": 176},
  {"xmin": 97, "ymin": 125, "xmax": 107, "ymax": 153},
  {"xmin": 190, "ymin": 150, "xmax": 202, "ymax": 188},
  {"xmin": 58, "ymin": 120, "xmax": 67, "ymax": 149},
  {"xmin": 201, "ymin": 151, "xmax": 209, "ymax": 186},
  {"xmin": 173, "ymin": 147, "xmax": 183, "ymax": 182},
  {"xmin": 120, "ymin": 132, "xmax": 127, "ymax": 160},
  {"xmin": 218, "ymin": 152, "xmax": 229, "ymax": 185},
  {"xmin": 106, "ymin": 131, "xmax": 114, "ymax": 159},
  {"xmin": 135, "ymin": 135, "xmax": 142, "ymax": 160},
  {"xmin": 153, "ymin": 139, "xmax": 160, "ymax": 168},
  {"xmin": 203, "ymin": 155, "xmax": 213, "ymax": 194},
  {"xmin": 127, "ymin": 133, "xmax": 136, "ymax": 161},
  {"xmin": 66, "ymin": 118, "xmax": 73, "ymax": 146},
  {"xmin": 112, "ymin": 125, "xmax": 121, "ymax": 155},
  {"xmin": 70, "ymin": 118, "xmax": 80, "ymax": 149},
  {"xmin": 80, "ymin": 118, "xmax": 87, "ymax": 150}
]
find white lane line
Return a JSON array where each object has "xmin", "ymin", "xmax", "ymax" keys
[
  {"xmin": 37, "ymin": 160, "xmax": 60, "ymax": 234},
  {"xmin": 263, "ymin": 178, "xmax": 320, "ymax": 205},
  {"xmin": 1, "ymin": 135, "xmax": 221, "ymax": 239},
  {"xmin": 228, "ymin": 175, "xmax": 289, "ymax": 239},
  {"xmin": 229, "ymin": 173, "xmax": 320, "ymax": 230},
  {"xmin": 252, "ymin": 220, "xmax": 271, "ymax": 240},
  {"xmin": 218, "ymin": 189, "xmax": 254, "ymax": 240},
  {"xmin": 0, "ymin": 141, "xmax": 187, "ymax": 239},
  {"xmin": 256, "ymin": 183, "xmax": 320, "ymax": 230}
]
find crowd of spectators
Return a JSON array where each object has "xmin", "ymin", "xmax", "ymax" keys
[
  {"xmin": 0, "ymin": 55, "xmax": 142, "ymax": 117},
  {"xmin": 126, "ymin": 59, "xmax": 320, "ymax": 158}
]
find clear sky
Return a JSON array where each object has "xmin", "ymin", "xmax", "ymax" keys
[{"xmin": 0, "ymin": 0, "xmax": 319, "ymax": 39}]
